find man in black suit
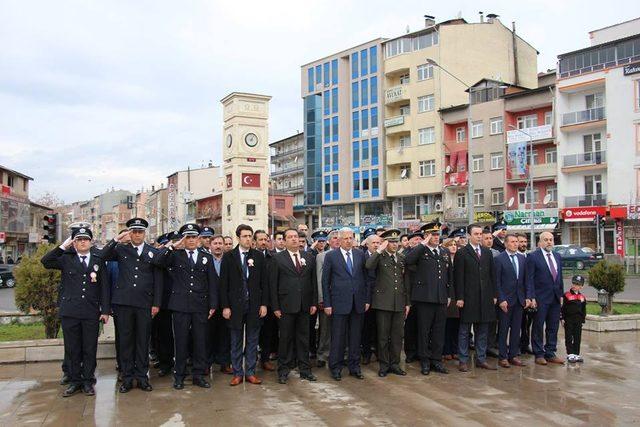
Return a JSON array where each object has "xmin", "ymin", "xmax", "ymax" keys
[
  {"xmin": 255, "ymin": 229, "xmax": 277, "ymax": 372},
  {"xmin": 220, "ymin": 224, "xmax": 269, "ymax": 386},
  {"xmin": 322, "ymin": 227, "xmax": 370, "ymax": 381},
  {"xmin": 152, "ymin": 223, "xmax": 218, "ymax": 390},
  {"xmin": 455, "ymin": 224, "xmax": 498, "ymax": 372},
  {"xmin": 41, "ymin": 227, "xmax": 110, "ymax": 397},
  {"xmin": 99, "ymin": 218, "xmax": 163, "ymax": 393},
  {"xmin": 270, "ymin": 228, "xmax": 318, "ymax": 384},
  {"xmin": 207, "ymin": 235, "xmax": 232, "ymax": 374}
]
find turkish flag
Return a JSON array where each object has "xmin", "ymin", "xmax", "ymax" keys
[{"xmin": 242, "ymin": 173, "xmax": 260, "ymax": 188}]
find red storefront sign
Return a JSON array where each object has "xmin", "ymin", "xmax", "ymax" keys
[
  {"xmin": 609, "ymin": 206, "xmax": 627, "ymax": 219},
  {"xmin": 241, "ymin": 173, "xmax": 260, "ymax": 188},
  {"xmin": 561, "ymin": 207, "xmax": 607, "ymax": 222},
  {"xmin": 615, "ymin": 219, "xmax": 625, "ymax": 257}
]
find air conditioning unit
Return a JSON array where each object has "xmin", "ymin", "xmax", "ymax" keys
[{"xmin": 434, "ymin": 198, "xmax": 443, "ymax": 212}]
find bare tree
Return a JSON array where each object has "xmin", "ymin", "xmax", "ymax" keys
[{"xmin": 34, "ymin": 191, "xmax": 65, "ymax": 208}]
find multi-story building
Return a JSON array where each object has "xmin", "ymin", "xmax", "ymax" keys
[
  {"xmin": 556, "ymin": 18, "xmax": 640, "ymax": 255},
  {"xmin": 0, "ymin": 165, "xmax": 33, "ymax": 260},
  {"xmin": 167, "ymin": 165, "xmax": 221, "ymax": 230},
  {"xmin": 146, "ymin": 185, "xmax": 168, "ymax": 241},
  {"xmin": 382, "ymin": 14, "xmax": 538, "ymax": 230},
  {"xmin": 269, "ymin": 132, "xmax": 306, "ymax": 225}
]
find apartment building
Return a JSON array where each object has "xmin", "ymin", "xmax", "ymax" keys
[{"xmin": 269, "ymin": 132, "xmax": 307, "ymax": 226}]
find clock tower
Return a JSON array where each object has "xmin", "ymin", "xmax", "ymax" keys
[{"xmin": 220, "ymin": 92, "xmax": 272, "ymax": 237}]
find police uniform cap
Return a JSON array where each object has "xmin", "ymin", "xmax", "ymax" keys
[
  {"xmin": 126, "ymin": 217, "xmax": 148, "ymax": 231},
  {"xmin": 179, "ymin": 223, "xmax": 201, "ymax": 237}
]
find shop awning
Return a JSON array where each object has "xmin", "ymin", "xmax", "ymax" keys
[{"xmin": 507, "ymin": 223, "xmax": 558, "ymax": 231}]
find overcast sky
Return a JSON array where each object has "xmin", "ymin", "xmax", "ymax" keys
[{"xmin": 0, "ymin": 0, "xmax": 635, "ymax": 203}]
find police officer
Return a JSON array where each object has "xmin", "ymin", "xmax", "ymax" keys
[
  {"xmin": 199, "ymin": 227, "xmax": 215, "ymax": 254},
  {"xmin": 405, "ymin": 222, "xmax": 453, "ymax": 375},
  {"xmin": 365, "ymin": 229, "xmax": 409, "ymax": 377},
  {"xmin": 492, "ymin": 220, "xmax": 508, "ymax": 253},
  {"xmin": 153, "ymin": 232, "xmax": 176, "ymax": 377},
  {"xmin": 41, "ymin": 227, "xmax": 110, "ymax": 397},
  {"xmin": 153, "ymin": 224, "xmax": 218, "ymax": 390},
  {"xmin": 100, "ymin": 218, "xmax": 163, "ymax": 393}
]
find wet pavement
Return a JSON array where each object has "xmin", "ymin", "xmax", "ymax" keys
[{"xmin": 0, "ymin": 330, "xmax": 639, "ymax": 426}]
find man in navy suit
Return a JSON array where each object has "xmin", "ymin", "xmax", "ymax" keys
[
  {"xmin": 322, "ymin": 227, "xmax": 371, "ymax": 381},
  {"xmin": 495, "ymin": 234, "xmax": 532, "ymax": 368},
  {"xmin": 526, "ymin": 231, "xmax": 565, "ymax": 365}
]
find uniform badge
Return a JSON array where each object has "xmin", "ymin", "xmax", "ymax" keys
[
  {"xmin": 148, "ymin": 251, "xmax": 154, "ymax": 259},
  {"xmin": 202, "ymin": 257, "xmax": 208, "ymax": 265},
  {"xmin": 93, "ymin": 264, "xmax": 99, "ymax": 272}
]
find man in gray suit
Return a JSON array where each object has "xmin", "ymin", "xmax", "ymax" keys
[{"xmin": 316, "ymin": 230, "xmax": 341, "ymax": 368}]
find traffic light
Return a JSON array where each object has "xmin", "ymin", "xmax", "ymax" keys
[
  {"xmin": 127, "ymin": 195, "xmax": 134, "ymax": 210},
  {"xmin": 600, "ymin": 215, "xmax": 606, "ymax": 228},
  {"xmin": 43, "ymin": 214, "xmax": 57, "ymax": 243}
]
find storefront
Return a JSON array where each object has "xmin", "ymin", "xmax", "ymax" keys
[
  {"xmin": 504, "ymin": 208, "xmax": 559, "ymax": 243},
  {"xmin": 0, "ymin": 193, "xmax": 30, "ymax": 262},
  {"xmin": 560, "ymin": 207, "xmax": 606, "ymax": 251}
]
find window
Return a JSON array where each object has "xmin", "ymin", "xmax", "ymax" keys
[
  {"xmin": 583, "ymin": 133, "xmax": 602, "ymax": 154},
  {"xmin": 472, "ymin": 154, "xmax": 484, "ymax": 172},
  {"xmin": 352, "ymin": 141, "xmax": 360, "ymax": 168},
  {"xmin": 517, "ymin": 114, "xmax": 538, "ymax": 129},
  {"xmin": 457, "ymin": 192, "xmax": 466, "ymax": 208},
  {"xmin": 418, "ymin": 127, "xmax": 435, "ymax": 145},
  {"xmin": 371, "ymin": 138, "xmax": 379, "ymax": 166},
  {"xmin": 490, "ymin": 152, "xmax": 504, "ymax": 170},
  {"xmin": 331, "ymin": 59, "xmax": 338, "ymax": 85},
  {"xmin": 491, "ymin": 188, "xmax": 504, "ymax": 205},
  {"xmin": 585, "ymin": 174, "xmax": 603, "ymax": 195},
  {"xmin": 352, "ymin": 82, "xmax": 359, "ymax": 108},
  {"xmin": 7, "ymin": 175, "xmax": 14, "ymax": 187},
  {"xmin": 246, "ymin": 204, "xmax": 256, "ymax": 216},
  {"xmin": 308, "ymin": 67, "xmax": 314, "ymax": 92},
  {"xmin": 361, "ymin": 109, "xmax": 369, "ymax": 131},
  {"xmin": 324, "ymin": 118, "xmax": 330, "ymax": 143},
  {"xmin": 372, "ymin": 169, "xmax": 379, "ymax": 197},
  {"xmin": 419, "ymin": 160, "xmax": 436, "ymax": 177},
  {"xmin": 360, "ymin": 49, "xmax": 368, "ymax": 76},
  {"xmin": 323, "ymin": 62, "xmax": 330, "ymax": 87},
  {"xmin": 586, "ymin": 92, "xmax": 605, "ymax": 109},
  {"xmin": 371, "ymin": 107, "xmax": 378, "ymax": 129},
  {"xmin": 332, "ymin": 145, "xmax": 339, "ymax": 171},
  {"xmin": 353, "ymin": 171, "xmax": 360, "ymax": 198},
  {"xmin": 418, "ymin": 94, "xmax": 435, "ymax": 113},
  {"xmin": 399, "ymin": 104, "xmax": 410, "ymax": 116},
  {"xmin": 518, "ymin": 188, "xmax": 540, "ymax": 204},
  {"xmin": 362, "ymin": 170, "xmax": 370, "ymax": 194},
  {"xmin": 331, "ymin": 88, "xmax": 338, "ymax": 114},
  {"xmin": 417, "ymin": 64, "xmax": 433, "ymax": 80},
  {"xmin": 399, "ymin": 135, "xmax": 411, "ymax": 148},
  {"xmin": 351, "ymin": 53, "xmax": 358, "ymax": 79},
  {"xmin": 323, "ymin": 90, "xmax": 330, "ymax": 116},
  {"xmin": 399, "ymin": 73, "xmax": 410, "ymax": 84},
  {"xmin": 490, "ymin": 117, "xmax": 503, "ymax": 134},
  {"xmin": 471, "ymin": 120, "xmax": 484, "ymax": 138},
  {"xmin": 370, "ymin": 77, "xmax": 378, "ymax": 104},
  {"xmin": 546, "ymin": 185, "xmax": 558, "ymax": 203},
  {"xmin": 324, "ymin": 176, "xmax": 330, "ymax": 201},
  {"xmin": 275, "ymin": 199, "xmax": 285, "ymax": 209},
  {"xmin": 352, "ymin": 111, "xmax": 359, "ymax": 138},
  {"xmin": 531, "ymin": 149, "xmax": 539, "ymax": 165},
  {"xmin": 385, "ymin": 37, "xmax": 412, "ymax": 58},
  {"xmin": 635, "ymin": 80, "xmax": 640, "ymax": 110},
  {"xmin": 323, "ymin": 147, "xmax": 330, "ymax": 172},
  {"xmin": 361, "ymin": 79, "xmax": 369, "ymax": 106},
  {"xmin": 544, "ymin": 110, "xmax": 552, "ymax": 125},
  {"xmin": 474, "ymin": 189, "xmax": 485, "ymax": 207},
  {"xmin": 362, "ymin": 139, "xmax": 369, "ymax": 165},
  {"xmin": 456, "ymin": 127, "xmax": 466, "ymax": 142},
  {"xmin": 332, "ymin": 174, "xmax": 339, "ymax": 200},
  {"xmin": 370, "ymin": 46, "xmax": 378, "ymax": 73},
  {"xmin": 315, "ymin": 65, "xmax": 321, "ymax": 84},
  {"xmin": 332, "ymin": 116, "xmax": 338, "ymax": 142},
  {"xmin": 545, "ymin": 147, "xmax": 557, "ymax": 164},
  {"xmin": 227, "ymin": 204, "xmax": 231, "ymax": 216}
]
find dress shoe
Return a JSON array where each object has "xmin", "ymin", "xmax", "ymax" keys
[
  {"xmin": 486, "ymin": 349, "xmax": 499, "ymax": 358},
  {"xmin": 362, "ymin": 354, "xmax": 372, "ymax": 365},
  {"xmin": 405, "ymin": 356, "xmax": 416, "ymax": 363},
  {"xmin": 316, "ymin": 360, "xmax": 327, "ymax": 368},
  {"xmin": 63, "ymin": 384, "xmax": 82, "ymax": 397},
  {"xmin": 378, "ymin": 370, "xmax": 388, "ymax": 377},
  {"xmin": 535, "ymin": 358, "xmax": 548, "ymax": 366},
  {"xmin": 458, "ymin": 363, "xmax": 469, "ymax": 372},
  {"xmin": 245, "ymin": 375, "xmax": 262, "ymax": 385},
  {"xmin": 452, "ymin": 354, "xmax": 459, "ymax": 360},
  {"xmin": 349, "ymin": 372, "xmax": 365, "ymax": 380},
  {"xmin": 521, "ymin": 346, "xmax": 534, "ymax": 355},
  {"xmin": 278, "ymin": 375, "xmax": 288, "ymax": 384},
  {"xmin": 389, "ymin": 367, "xmax": 407, "ymax": 376},
  {"xmin": 546, "ymin": 356, "xmax": 565, "ymax": 365},
  {"xmin": 158, "ymin": 368, "xmax": 171, "ymax": 377},
  {"xmin": 117, "ymin": 372, "xmax": 123, "ymax": 383},
  {"xmin": 173, "ymin": 380, "xmax": 184, "ymax": 390},
  {"xmin": 220, "ymin": 365, "xmax": 233, "ymax": 375},
  {"xmin": 331, "ymin": 372, "xmax": 342, "ymax": 381},
  {"xmin": 229, "ymin": 376, "xmax": 243, "ymax": 386},
  {"xmin": 83, "ymin": 384, "xmax": 95, "ymax": 396},
  {"xmin": 262, "ymin": 361, "xmax": 276, "ymax": 371},
  {"xmin": 476, "ymin": 361, "xmax": 498, "ymax": 370},
  {"xmin": 509, "ymin": 358, "xmax": 526, "ymax": 367},
  {"xmin": 137, "ymin": 380, "xmax": 153, "ymax": 391},
  {"xmin": 421, "ymin": 365, "xmax": 430, "ymax": 375},
  {"xmin": 300, "ymin": 373, "xmax": 317, "ymax": 382},
  {"xmin": 193, "ymin": 377, "xmax": 211, "ymax": 388},
  {"xmin": 443, "ymin": 355, "xmax": 453, "ymax": 361},
  {"xmin": 60, "ymin": 374, "xmax": 70, "ymax": 385},
  {"xmin": 118, "ymin": 381, "xmax": 133, "ymax": 393},
  {"xmin": 499, "ymin": 359, "xmax": 511, "ymax": 368},
  {"xmin": 152, "ymin": 361, "xmax": 161, "ymax": 369},
  {"xmin": 431, "ymin": 363, "xmax": 449, "ymax": 374}
]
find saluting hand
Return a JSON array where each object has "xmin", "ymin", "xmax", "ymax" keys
[
  {"xmin": 115, "ymin": 230, "xmax": 130, "ymax": 243},
  {"xmin": 61, "ymin": 236, "xmax": 73, "ymax": 250},
  {"xmin": 378, "ymin": 240, "xmax": 388, "ymax": 253}
]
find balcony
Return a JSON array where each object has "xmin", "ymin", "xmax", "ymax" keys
[
  {"xmin": 270, "ymin": 165, "xmax": 303, "ymax": 178},
  {"xmin": 561, "ymin": 151, "xmax": 607, "ymax": 172},
  {"xmin": 386, "ymin": 147, "xmax": 414, "ymax": 166},
  {"xmin": 384, "ymin": 115, "xmax": 411, "ymax": 135},
  {"xmin": 385, "ymin": 84, "xmax": 410, "ymax": 106},
  {"xmin": 506, "ymin": 124, "xmax": 553, "ymax": 144},
  {"xmin": 279, "ymin": 184, "xmax": 304, "ymax": 192},
  {"xmin": 444, "ymin": 171, "xmax": 468, "ymax": 187},
  {"xmin": 387, "ymin": 178, "xmax": 434, "ymax": 197},
  {"xmin": 564, "ymin": 194, "xmax": 607, "ymax": 207},
  {"xmin": 271, "ymin": 146, "xmax": 304, "ymax": 160},
  {"xmin": 443, "ymin": 139, "xmax": 468, "ymax": 154},
  {"xmin": 506, "ymin": 163, "xmax": 557, "ymax": 183},
  {"xmin": 561, "ymin": 107, "xmax": 605, "ymax": 129}
]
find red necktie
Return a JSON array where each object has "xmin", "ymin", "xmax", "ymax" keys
[{"xmin": 294, "ymin": 253, "xmax": 302, "ymax": 274}]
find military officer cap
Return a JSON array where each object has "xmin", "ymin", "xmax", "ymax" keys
[
  {"xmin": 200, "ymin": 226, "xmax": 214, "ymax": 237},
  {"xmin": 448, "ymin": 227, "xmax": 467, "ymax": 238},
  {"xmin": 126, "ymin": 217, "xmax": 148, "ymax": 231},
  {"xmin": 72, "ymin": 227, "xmax": 93, "ymax": 240},
  {"xmin": 156, "ymin": 233, "xmax": 170, "ymax": 245},
  {"xmin": 169, "ymin": 231, "xmax": 181, "ymax": 242},
  {"xmin": 179, "ymin": 223, "xmax": 201, "ymax": 237},
  {"xmin": 420, "ymin": 221, "xmax": 441, "ymax": 235},
  {"xmin": 311, "ymin": 230, "xmax": 328, "ymax": 241},
  {"xmin": 400, "ymin": 233, "xmax": 408, "ymax": 241},
  {"xmin": 407, "ymin": 231, "xmax": 424, "ymax": 240},
  {"xmin": 572, "ymin": 275, "xmax": 585, "ymax": 286},
  {"xmin": 380, "ymin": 228, "xmax": 401, "ymax": 242},
  {"xmin": 361, "ymin": 227, "xmax": 376, "ymax": 240},
  {"xmin": 375, "ymin": 227, "xmax": 386, "ymax": 233},
  {"xmin": 492, "ymin": 220, "xmax": 508, "ymax": 232}
]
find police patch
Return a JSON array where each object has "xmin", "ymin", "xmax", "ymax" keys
[
  {"xmin": 148, "ymin": 251, "xmax": 154, "ymax": 259},
  {"xmin": 202, "ymin": 257, "xmax": 208, "ymax": 265},
  {"xmin": 93, "ymin": 264, "xmax": 99, "ymax": 272}
]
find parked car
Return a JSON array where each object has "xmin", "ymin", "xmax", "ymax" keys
[
  {"xmin": 552, "ymin": 245, "xmax": 600, "ymax": 270},
  {"xmin": 0, "ymin": 264, "xmax": 16, "ymax": 288},
  {"xmin": 581, "ymin": 247, "xmax": 605, "ymax": 260}
]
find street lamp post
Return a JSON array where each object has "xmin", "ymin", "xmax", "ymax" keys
[{"xmin": 508, "ymin": 125, "xmax": 536, "ymax": 251}]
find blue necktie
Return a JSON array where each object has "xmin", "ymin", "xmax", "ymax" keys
[
  {"xmin": 346, "ymin": 251, "xmax": 353, "ymax": 276},
  {"xmin": 80, "ymin": 256, "xmax": 88, "ymax": 269},
  {"xmin": 510, "ymin": 254, "xmax": 518, "ymax": 279}
]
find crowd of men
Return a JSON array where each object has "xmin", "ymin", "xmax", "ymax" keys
[{"xmin": 42, "ymin": 217, "xmax": 569, "ymax": 398}]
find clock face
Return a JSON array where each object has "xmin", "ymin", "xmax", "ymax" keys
[
  {"xmin": 226, "ymin": 134, "xmax": 233, "ymax": 148},
  {"xmin": 245, "ymin": 132, "xmax": 258, "ymax": 147}
]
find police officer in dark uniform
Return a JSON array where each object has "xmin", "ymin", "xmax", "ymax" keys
[
  {"xmin": 100, "ymin": 218, "xmax": 163, "ymax": 393},
  {"xmin": 153, "ymin": 224, "xmax": 218, "ymax": 390},
  {"xmin": 403, "ymin": 230, "xmax": 423, "ymax": 363},
  {"xmin": 199, "ymin": 227, "xmax": 215, "ymax": 254},
  {"xmin": 405, "ymin": 221, "xmax": 453, "ymax": 375},
  {"xmin": 41, "ymin": 227, "xmax": 111, "ymax": 397},
  {"xmin": 153, "ymin": 232, "xmax": 176, "ymax": 377},
  {"xmin": 365, "ymin": 229, "xmax": 409, "ymax": 377},
  {"xmin": 492, "ymin": 220, "xmax": 508, "ymax": 253}
]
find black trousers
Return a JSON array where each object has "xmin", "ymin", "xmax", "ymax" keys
[
  {"xmin": 564, "ymin": 318, "xmax": 583, "ymax": 355},
  {"xmin": 362, "ymin": 309, "xmax": 377, "ymax": 358},
  {"xmin": 443, "ymin": 317, "xmax": 460, "ymax": 356},
  {"xmin": 309, "ymin": 312, "xmax": 318, "ymax": 357},
  {"xmin": 415, "ymin": 302, "xmax": 446, "ymax": 365},
  {"xmin": 155, "ymin": 309, "xmax": 174, "ymax": 371},
  {"xmin": 259, "ymin": 309, "xmax": 278, "ymax": 363},
  {"xmin": 113, "ymin": 304, "xmax": 152, "ymax": 382},
  {"xmin": 520, "ymin": 308, "xmax": 535, "ymax": 351},
  {"xmin": 375, "ymin": 309, "xmax": 404, "ymax": 372},
  {"xmin": 278, "ymin": 311, "xmax": 312, "ymax": 376},
  {"xmin": 329, "ymin": 309, "xmax": 363, "ymax": 375},
  {"xmin": 208, "ymin": 311, "xmax": 230, "ymax": 366},
  {"xmin": 173, "ymin": 311, "xmax": 208, "ymax": 381},
  {"xmin": 403, "ymin": 307, "xmax": 418, "ymax": 359},
  {"xmin": 61, "ymin": 316, "xmax": 99, "ymax": 386},
  {"xmin": 113, "ymin": 310, "xmax": 122, "ymax": 372}
]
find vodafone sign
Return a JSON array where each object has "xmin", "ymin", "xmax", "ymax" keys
[{"xmin": 561, "ymin": 207, "xmax": 607, "ymax": 222}]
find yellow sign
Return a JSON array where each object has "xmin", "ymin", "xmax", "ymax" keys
[
  {"xmin": 420, "ymin": 213, "xmax": 440, "ymax": 223},
  {"xmin": 474, "ymin": 211, "xmax": 496, "ymax": 223}
]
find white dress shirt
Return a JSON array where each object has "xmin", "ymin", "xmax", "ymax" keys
[
  {"xmin": 340, "ymin": 247, "xmax": 354, "ymax": 265},
  {"xmin": 542, "ymin": 248, "xmax": 558, "ymax": 274},
  {"xmin": 287, "ymin": 249, "xmax": 303, "ymax": 267},
  {"xmin": 77, "ymin": 252, "xmax": 91, "ymax": 266},
  {"xmin": 133, "ymin": 243, "xmax": 144, "ymax": 257}
]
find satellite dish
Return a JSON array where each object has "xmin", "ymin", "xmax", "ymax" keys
[
  {"xmin": 508, "ymin": 197, "xmax": 515, "ymax": 208},
  {"xmin": 543, "ymin": 194, "xmax": 552, "ymax": 205},
  {"xmin": 400, "ymin": 169, "xmax": 407, "ymax": 179}
]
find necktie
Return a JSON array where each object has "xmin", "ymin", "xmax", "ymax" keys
[
  {"xmin": 293, "ymin": 253, "xmax": 302, "ymax": 274},
  {"xmin": 475, "ymin": 247, "xmax": 481, "ymax": 259},
  {"xmin": 510, "ymin": 254, "xmax": 518, "ymax": 279},
  {"xmin": 346, "ymin": 251, "xmax": 353, "ymax": 275},
  {"xmin": 546, "ymin": 252, "xmax": 557, "ymax": 281},
  {"xmin": 188, "ymin": 251, "xmax": 195, "ymax": 267},
  {"xmin": 137, "ymin": 246, "xmax": 142, "ymax": 257},
  {"xmin": 80, "ymin": 255, "xmax": 88, "ymax": 268},
  {"xmin": 242, "ymin": 252, "xmax": 249, "ymax": 280}
]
